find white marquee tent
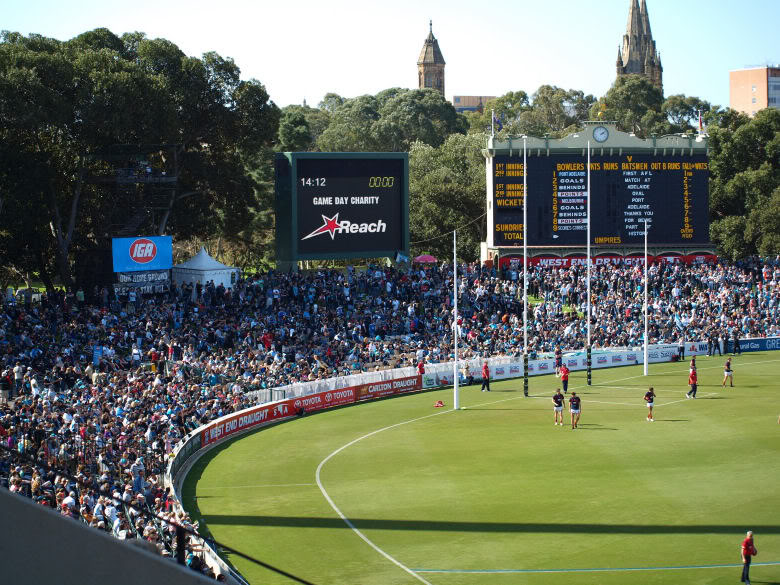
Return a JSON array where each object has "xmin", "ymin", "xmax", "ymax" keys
[{"xmin": 171, "ymin": 247, "xmax": 240, "ymax": 289}]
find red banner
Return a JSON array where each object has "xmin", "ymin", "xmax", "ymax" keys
[
  {"xmin": 200, "ymin": 376, "xmax": 422, "ymax": 447},
  {"xmin": 355, "ymin": 375, "xmax": 422, "ymax": 401},
  {"xmin": 293, "ymin": 387, "xmax": 356, "ymax": 413},
  {"xmin": 201, "ymin": 400, "xmax": 295, "ymax": 446},
  {"xmin": 499, "ymin": 253, "xmax": 717, "ymax": 269}
]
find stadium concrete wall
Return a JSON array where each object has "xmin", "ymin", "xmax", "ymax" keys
[{"xmin": 0, "ymin": 488, "xmax": 214, "ymax": 585}]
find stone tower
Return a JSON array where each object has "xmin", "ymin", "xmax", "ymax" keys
[
  {"xmin": 616, "ymin": 0, "xmax": 663, "ymax": 93},
  {"xmin": 418, "ymin": 21, "xmax": 445, "ymax": 95}
]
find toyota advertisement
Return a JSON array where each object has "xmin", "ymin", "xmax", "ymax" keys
[{"xmin": 112, "ymin": 236, "xmax": 173, "ymax": 272}]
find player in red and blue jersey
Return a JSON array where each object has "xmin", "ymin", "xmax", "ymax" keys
[
  {"xmin": 552, "ymin": 388, "xmax": 565, "ymax": 426},
  {"xmin": 644, "ymin": 387, "xmax": 656, "ymax": 421},
  {"xmin": 569, "ymin": 392, "xmax": 581, "ymax": 429}
]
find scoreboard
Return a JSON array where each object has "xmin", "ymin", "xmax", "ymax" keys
[
  {"xmin": 275, "ymin": 152, "xmax": 409, "ymax": 265},
  {"xmin": 296, "ymin": 156, "xmax": 405, "ymax": 256},
  {"xmin": 492, "ymin": 154, "xmax": 709, "ymax": 246}
]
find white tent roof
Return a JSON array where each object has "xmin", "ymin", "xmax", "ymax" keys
[{"xmin": 173, "ymin": 247, "xmax": 236, "ymax": 271}]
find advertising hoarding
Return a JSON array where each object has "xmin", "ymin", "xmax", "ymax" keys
[{"xmin": 112, "ymin": 236, "xmax": 173, "ymax": 273}]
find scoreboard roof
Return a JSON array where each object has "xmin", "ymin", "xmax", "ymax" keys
[{"xmin": 484, "ymin": 121, "xmax": 708, "ymax": 157}]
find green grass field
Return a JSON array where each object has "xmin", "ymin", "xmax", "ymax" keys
[{"xmin": 183, "ymin": 352, "xmax": 780, "ymax": 585}]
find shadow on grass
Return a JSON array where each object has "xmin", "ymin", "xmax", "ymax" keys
[
  {"xmin": 655, "ymin": 419, "xmax": 689, "ymax": 422},
  {"xmin": 575, "ymin": 423, "xmax": 618, "ymax": 430},
  {"xmin": 198, "ymin": 515, "xmax": 780, "ymax": 535}
]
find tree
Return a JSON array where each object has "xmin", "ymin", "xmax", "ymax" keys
[
  {"xmin": 591, "ymin": 75, "xmax": 664, "ymax": 137},
  {"xmin": 0, "ymin": 29, "xmax": 280, "ymax": 289},
  {"xmin": 409, "ymin": 133, "xmax": 487, "ymax": 261},
  {"xmin": 746, "ymin": 186, "xmax": 780, "ymax": 256},
  {"xmin": 710, "ymin": 216, "xmax": 749, "ymax": 261},
  {"xmin": 375, "ymin": 88, "xmax": 467, "ymax": 150},
  {"xmin": 278, "ymin": 108, "xmax": 313, "ymax": 152},
  {"xmin": 707, "ymin": 108, "xmax": 780, "ymax": 257},
  {"xmin": 662, "ymin": 94, "xmax": 712, "ymax": 132},
  {"xmin": 467, "ymin": 87, "xmax": 595, "ymax": 138},
  {"xmin": 316, "ymin": 88, "xmax": 467, "ymax": 152},
  {"xmin": 465, "ymin": 91, "xmax": 530, "ymax": 134},
  {"xmin": 316, "ymin": 94, "xmax": 381, "ymax": 152}
]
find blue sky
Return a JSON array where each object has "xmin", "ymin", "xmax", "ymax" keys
[{"xmin": 4, "ymin": 0, "xmax": 778, "ymax": 109}]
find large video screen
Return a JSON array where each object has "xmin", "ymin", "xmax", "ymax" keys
[
  {"xmin": 296, "ymin": 156, "xmax": 406, "ymax": 256},
  {"xmin": 492, "ymin": 154, "xmax": 709, "ymax": 246}
]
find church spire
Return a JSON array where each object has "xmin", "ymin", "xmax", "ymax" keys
[
  {"xmin": 616, "ymin": 0, "xmax": 663, "ymax": 93},
  {"xmin": 626, "ymin": 0, "xmax": 641, "ymax": 38},
  {"xmin": 640, "ymin": 0, "xmax": 652, "ymax": 38}
]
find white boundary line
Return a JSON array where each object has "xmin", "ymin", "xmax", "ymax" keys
[
  {"xmin": 197, "ymin": 483, "xmax": 316, "ymax": 490},
  {"xmin": 315, "ymin": 410, "xmax": 453, "ymax": 585},
  {"xmin": 314, "ymin": 354, "xmax": 780, "ymax": 582}
]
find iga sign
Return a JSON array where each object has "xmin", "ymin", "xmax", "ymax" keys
[{"xmin": 112, "ymin": 236, "xmax": 173, "ymax": 272}]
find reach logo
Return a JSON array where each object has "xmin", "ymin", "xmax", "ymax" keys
[
  {"xmin": 129, "ymin": 238, "xmax": 157, "ymax": 264},
  {"xmin": 302, "ymin": 213, "xmax": 387, "ymax": 240}
]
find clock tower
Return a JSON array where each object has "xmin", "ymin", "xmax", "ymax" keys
[{"xmin": 417, "ymin": 21, "xmax": 445, "ymax": 96}]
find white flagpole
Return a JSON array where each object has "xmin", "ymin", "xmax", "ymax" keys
[
  {"xmin": 587, "ymin": 141, "xmax": 592, "ymax": 351},
  {"xmin": 523, "ymin": 136, "xmax": 528, "ymax": 353},
  {"xmin": 453, "ymin": 229, "xmax": 459, "ymax": 410},
  {"xmin": 644, "ymin": 219, "xmax": 649, "ymax": 375},
  {"xmin": 491, "ymin": 109, "xmax": 495, "ymax": 137}
]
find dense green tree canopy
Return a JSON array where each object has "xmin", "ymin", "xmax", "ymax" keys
[
  {"xmin": 409, "ymin": 133, "xmax": 487, "ymax": 261},
  {"xmin": 317, "ymin": 88, "xmax": 467, "ymax": 152},
  {"xmin": 707, "ymin": 108, "xmax": 780, "ymax": 259},
  {"xmin": 2, "ymin": 26, "xmax": 778, "ymax": 280},
  {"xmin": 0, "ymin": 29, "xmax": 280, "ymax": 288}
]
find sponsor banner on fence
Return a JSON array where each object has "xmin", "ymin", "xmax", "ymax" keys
[
  {"xmin": 323, "ymin": 388, "xmax": 356, "ymax": 408},
  {"xmin": 499, "ymin": 254, "xmax": 718, "ymax": 269},
  {"xmin": 422, "ymin": 374, "xmax": 437, "ymax": 389},
  {"xmin": 201, "ymin": 400, "xmax": 294, "ymax": 447},
  {"xmin": 729, "ymin": 337, "xmax": 780, "ymax": 353},
  {"xmin": 356, "ymin": 375, "xmax": 422, "ymax": 401}
]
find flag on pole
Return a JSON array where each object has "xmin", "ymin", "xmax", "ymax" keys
[
  {"xmin": 492, "ymin": 111, "xmax": 503, "ymax": 133},
  {"xmin": 698, "ymin": 110, "xmax": 704, "ymax": 132}
]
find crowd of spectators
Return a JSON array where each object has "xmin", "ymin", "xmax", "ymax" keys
[{"xmin": 1, "ymin": 256, "xmax": 779, "ymax": 577}]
